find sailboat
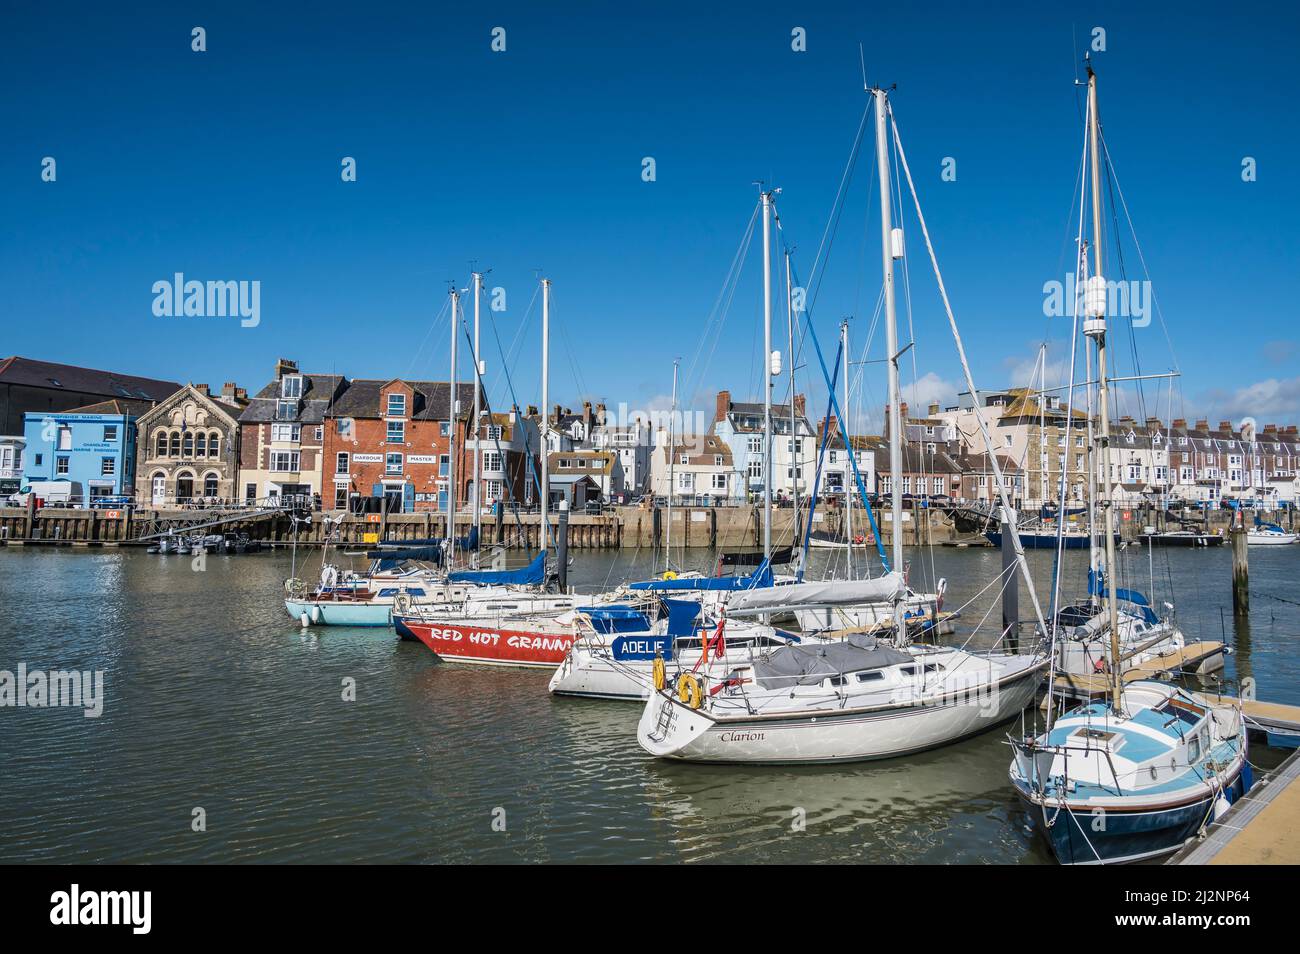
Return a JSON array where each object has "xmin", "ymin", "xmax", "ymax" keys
[
  {"xmin": 1010, "ymin": 61, "xmax": 1248, "ymax": 864},
  {"xmin": 638, "ymin": 83, "xmax": 1050, "ymax": 764}
]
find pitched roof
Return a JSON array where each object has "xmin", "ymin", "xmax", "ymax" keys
[
  {"xmin": 238, "ymin": 374, "xmax": 347, "ymax": 424},
  {"xmin": 662, "ymin": 433, "xmax": 733, "ymax": 465},
  {"xmin": 0, "ymin": 356, "xmax": 181, "ymax": 402},
  {"xmin": 322, "ymin": 380, "xmax": 475, "ymax": 421},
  {"xmin": 57, "ymin": 398, "xmax": 158, "ymax": 417}
]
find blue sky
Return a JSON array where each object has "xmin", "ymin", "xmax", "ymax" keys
[{"xmin": 3, "ymin": 2, "xmax": 1297, "ymax": 430}]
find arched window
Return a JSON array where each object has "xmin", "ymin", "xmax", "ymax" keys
[
  {"xmin": 182, "ymin": 432, "xmax": 193, "ymax": 457},
  {"xmin": 208, "ymin": 432, "xmax": 221, "ymax": 458},
  {"xmin": 170, "ymin": 432, "xmax": 181, "ymax": 457},
  {"xmin": 155, "ymin": 430, "xmax": 167, "ymax": 457},
  {"xmin": 195, "ymin": 433, "xmax": 207, "ymax": 458},
  {"xmin": 203, "ymin": 473, "xmax": 219, "ymax": 497}
]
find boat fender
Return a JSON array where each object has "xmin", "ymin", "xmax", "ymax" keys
[
  {"xmin": 300, "ymin": 612, "xmax": 310, "ymax": 628},
  {"xmin": 311, "ymin": 605, "xmax": 321, "ymax": 624},
  {"xmin": 662, "ymin": 571, "xmax": 677, "ymax": 581},
  {"xmin": 652, "ymin": 655, "xmax": 666, "ymax": 692},
  {"xmin": 677, "ymin": 673, "xmax": 703, "ymax": 710}
]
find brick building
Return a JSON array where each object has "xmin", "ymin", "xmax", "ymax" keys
[{"xmin": 321, "ymin": 379, "xmax": 474, "ymax": 514}]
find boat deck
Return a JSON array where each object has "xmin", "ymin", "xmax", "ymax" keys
[{"xmin": 1169, "ymin": 747, "xmax": 1300, "ymax": 864}]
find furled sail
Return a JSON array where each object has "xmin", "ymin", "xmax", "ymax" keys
[
  {"xmin": 726, "ymin": 572, "xmax": 905, "ymax": 615},
  {"xmin": 447, "ymin": 550, "xmax": 546, "ymax": 585}
]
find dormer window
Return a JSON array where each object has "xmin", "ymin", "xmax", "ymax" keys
[
  {"xmin": 281, "ymin": 375, "xmax": 303, "ymax": 399},
  {"xmin": 275, "ymin": 399, "xmax": 297, "ymax": 420},
  {"xmin": 386, "ymin": 393, "xmax": 407, "ymax": 417}
]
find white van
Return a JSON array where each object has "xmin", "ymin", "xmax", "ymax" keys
[{"xmin": 7, "ymin": 479, "xmax": 83, "ymax": 507}]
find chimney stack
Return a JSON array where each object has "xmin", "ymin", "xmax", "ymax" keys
[
  {"xmin": 195, "ymin": 383, "xmax": 210, "ymax": 396},
  {"xmin": 1195, "ymin": 419, "xmax": 1209, "ymax": 431},
  {"xmin": 222, "ymin": 382, "xmax": 237, "ymax": 398},
  {"xmin": 929, "ymin": 402, "xmax": 940, "ymax": 416},
  {"xmin": 793, "ymin": 393, "xmax": 806, "ymax": 418},
  {"xmin": 715, "ymin": 390, "xmax": 731, "ymax": 423},
  {"xmin": 274, "ymin": 358, "xmax": 298, "ymax": 379},
  {"xmin": 1219, "ymin": 420, "xmax": 1233, "ymax": 432}
]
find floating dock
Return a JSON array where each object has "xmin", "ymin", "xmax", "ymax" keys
[
  {"xmin": 1169, "ymin": 747, "xmax": 1300, "ymax": 864},
  {"xmin": 1048, "ymin": 641, "xmax": 1228, "ymax": 704}
]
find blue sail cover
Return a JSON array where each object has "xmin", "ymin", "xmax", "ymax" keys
[
  {"xmin": 628, "ymin": 561, "xmax": 774, "ymax": 592},
  {"xmin": 663, "ymin": 598, "xmax": 703, "ymax": 637},
  {"xmin": 581, "ymin": 605, "xmax": 655, "ymax": 634},
  {"xmin": 447, "ymin": 549, "xmax": 546, "ymax": 585},
  {"xmin": 1087, "ymin": 568, "xmax": 1159, "ymax": 625}
]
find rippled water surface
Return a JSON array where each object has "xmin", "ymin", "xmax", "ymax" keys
[{"xmin": 1, "ymin": 541, "xmax": 1296, "ymax": 863}]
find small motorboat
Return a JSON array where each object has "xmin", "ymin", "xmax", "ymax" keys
[
  {"xmin": 1246, "ymin": 519, "xmax": 1297, "ymax": 545},
  {"xmin": 1139, "ymin": 528, "xmax": 1224, "ymax": 547}
]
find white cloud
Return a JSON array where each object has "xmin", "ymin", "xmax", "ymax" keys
[
  {"xmin": 901, "ymin": 372, "xmax": 958, "ymax": 412},
  {"xmin": 1202, "ymin": 377, "xmax": 1300, "ymax": 423}
]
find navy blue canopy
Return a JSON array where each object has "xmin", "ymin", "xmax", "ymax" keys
[{"xmin": 447, "ymin": 549, "xmax": 546, "ymax": 585}]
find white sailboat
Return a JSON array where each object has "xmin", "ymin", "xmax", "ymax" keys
[
  {"xmin": 638, "ymin": 83, "xmax": 1050, "ymax": 764},
  {"xmin": 1011, "ymin": 61, "xmax": 1247, "ymax": 864}
]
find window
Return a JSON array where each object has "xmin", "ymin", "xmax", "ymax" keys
[
  {"xmin": 483, "ymin": 451, "xmax": 502, "ymax": 472},
  {"xmin": 334, "ymin": 485, "xmax": 349, "ymax": 509},
  {"xmin": 384, "ymin": 393, "xmax": 406, "ymax": 417},
  {"xmin": 902, "ymin": 476, "xmax": 912, "ymax": 494},
  {"xmin": 714, "ymin": 455, "xmax": 723, "ymax": 466},
  {"xmin": 386, "ymin": 420, "xmax": 405, "ymax": 443},
  {"xmin": 679, "ymin": 454, "xmax": 689, "ymax": 466},
  {"xmin": 271, "ymin": 451, "xmax": 301, "ymax": 472},
  {"xmin": 933, "ymin": 476, "xmax": 944, "ymax": 495},
  {"xmin": 336, "ymin": 452, "xmax": 349, "ymax": 475},
  {"xmin": 486, "ymin": 425, "xmax": 503, "ymax": 441},
  {"xmin": 747, "ymin": 436, "xmax": 761, "ymax": 454},
  {"xmin": 275, "ymin": 400, "xmax": 297, "ymax": 420},
  {"xmin": 558, "ymin": 458, "xmax": 572, "ymax": 469},
  {"xmin": 103, "ymin": 425, "xmax": 118, "ymax": 442},
  {"xmin": 748, "ymin": 459, "xmax": 763, "ymax": 480},
  {"xmin": 387, "ymin": 453, "xmax": 404, "ymax": 475},
  {"xmin": 272, "ymin": 423, "xmax": 301, "ymax": 442},
  {"xmin": 712, "ymin": 473, "xmax": 727, "ymax": 491},
  {"xmin": 439, "ymin": 421, "xmax": 450, "ymax": 437},
  {"xmin": 101, "ymin": 457, "xmax": 115, "ymax": 476},
  {"xmin": 246, "ymin": 483, "xmax": 257, "ymax": 501},
  {"xmin": 828, "ymin": 451, "xmax": 838, "ymax": 464},
  {"xmin": 56, "ymin": 455, "xmax": 69, "ymax": 474},
  {"xmin": 281, "ymin": 375, "xmax": 303, "ymax": 399},
  {"xmin": 203, "ymin": 474, "xmax": 219, "ymax": 497},
  {"xmin": 882, "ymin": 476, "xmax": 893, "ymax": 494},
  {"xmin": 195, "ymin": 433, "xmax": 207, "ymax": 457},
  {"xmin": 155, "ymin": 431, "xmax": 167, "ymax": 457},
  {"xmin": 208, "ymin": 433, "xmax": 220, "ymax": 458},
  {"xmin": 34, "ymin": 453, "xmax": 43, "ymax": 467},
  {"xmin": 438, "ymin": 454, "xmax": 449, "ymax": 476},
  {"xmin": 676, "ymin": 472, "xmax": 694, "ymax": 491},
  {"xmin": 182, "ymin": 433, "xmax": 193, "ymax": 457}
]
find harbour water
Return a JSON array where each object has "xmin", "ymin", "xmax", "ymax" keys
[{"xmin": 1, "ymin": 543, "xmax": 1296, "ymax": 863}]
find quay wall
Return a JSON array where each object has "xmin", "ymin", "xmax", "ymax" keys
[{"xmin": 0, "ymin": 502, "xmax": 1284, "ymax": 550}]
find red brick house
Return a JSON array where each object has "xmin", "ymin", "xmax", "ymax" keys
[{"xmin": 321, "ymin": 379, "xmax": 474, "ymax": 513}]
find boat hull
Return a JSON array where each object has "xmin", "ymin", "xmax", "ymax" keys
[
  {"xmin": 1140, "ymin": 533, "xmax": 1223, "ymax": 547},
  {"xmin": 399, "ymin": 618, "xmax": 576, "ymax": 668},
  {"xmin": 1014, "ymin": 763, "xmax": 1250, "ymax": 865},
  {"xmin": 1247, "ymin": 531, "xmax": 1297, "ymax": 545},
  {"xmin": 984, "ymin": 531, "xmax": 1115, "ymax": 549},
  {"xmin": 284, "ymin": 599, "xmax": 393, "ymax": 627},
  {"xmin": 638, "ymin": 659, "xmax": 1044, "ymax": 764}
]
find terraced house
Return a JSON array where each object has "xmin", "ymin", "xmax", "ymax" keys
[
  {"xmin": 650, "ymin": 432, "xmax": 735, "ymax": 504},
  {"xmin": 237, "ymin": 359, "xmax": 346, "ymax": 506}
]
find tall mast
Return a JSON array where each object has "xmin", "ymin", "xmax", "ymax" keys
[
  {"xmin": 665, "ymin": 359, "xmax": 678, "ymax": 567},
  {"xmin": 1082, "ymin": 63, "xmax": 1123, "ymax": 711},
  {"xmin": 471, "ymin": 270, "xmax": 483, "ymax": 536},
  {"xmin": 761, "ymin": 189, "xmax": 774, "ymax": 559},
  {"xmin": 447, "ymin": 286, "xmax": 459, "ymax": 558},
  {"xmin": 841, "ymin": 317, "xmax": 853, "ymax": 578},
  {"xmin": 540, "ymin": 277, "xmax": 551, "ymax": 549},
  {"xmin": 874, "ymin": 87, "xmax": 905, "ymax": 580},
  {"xmin": 785, "ymin": 247, "xmax": 799, "ymax": 523}
]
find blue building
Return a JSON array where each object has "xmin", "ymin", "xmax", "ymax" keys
[{"xmin": 21, "ymin": 399, "xmax": 154, "ymax": 505}]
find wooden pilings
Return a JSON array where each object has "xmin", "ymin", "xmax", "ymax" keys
[{"xmin": 1231, "ymin": 525, "xmax": 1249, "ymax": 614}]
